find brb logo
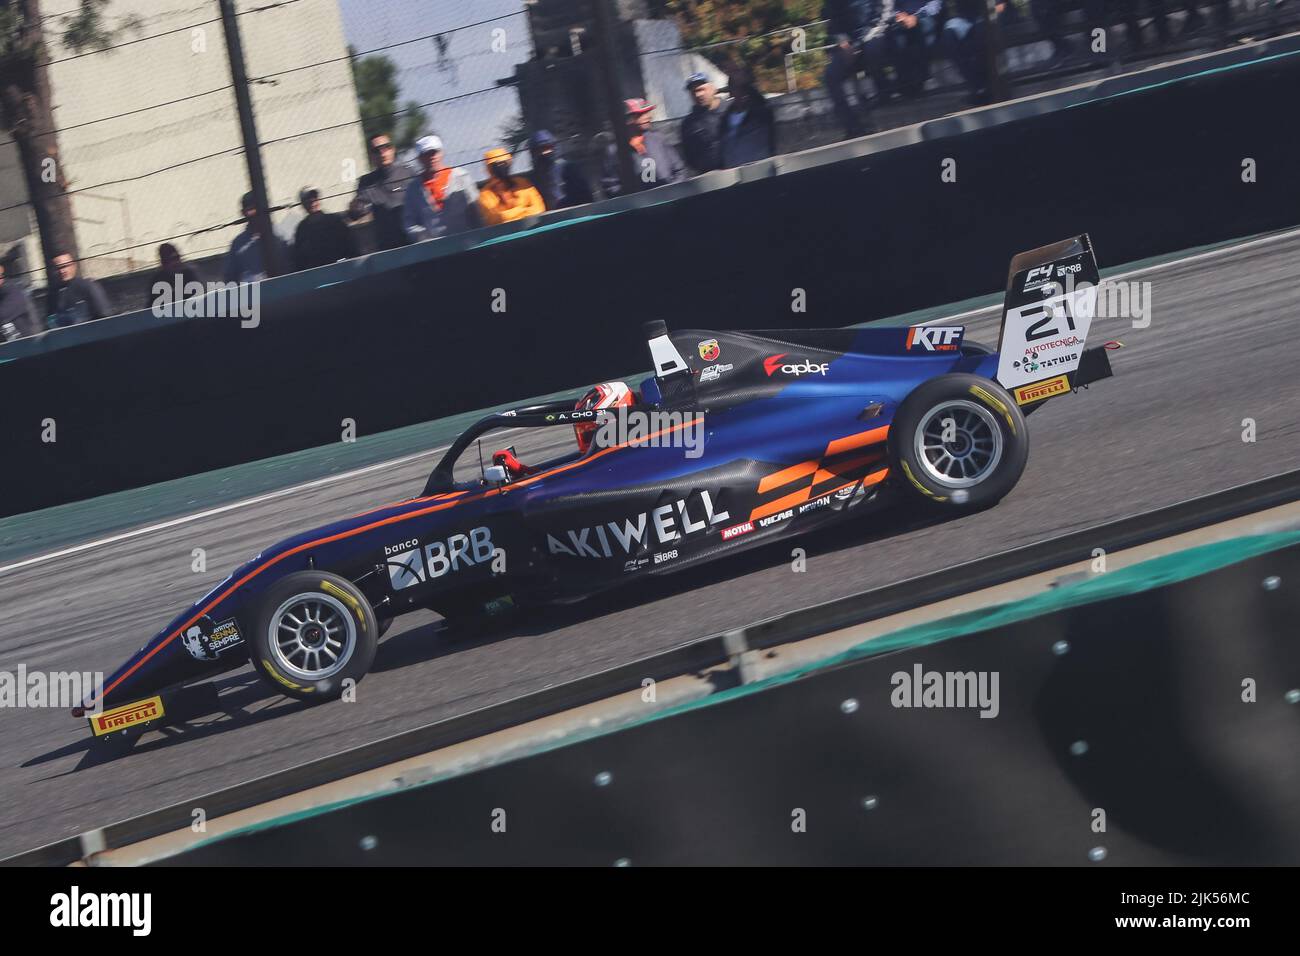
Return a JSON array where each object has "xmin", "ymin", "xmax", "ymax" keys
[
  {"xmin": 905, "ymin": 325, "xmax": 963, "ymax": 352},
  {"xmin": 385, "ymin": 528, "xmax": 494, "ymax": 590},
  {"xmin": 763, "ymin": 353, "xmax": 829, "ymax": 377}
]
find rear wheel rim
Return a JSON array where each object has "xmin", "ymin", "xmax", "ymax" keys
[
  {"xmin": 268, "ymin": 592, "xmax": 356, "ymax": 682},
  {"xmin": 914, "ymin": 399, "xmax": 1003, "ymax": 489}
]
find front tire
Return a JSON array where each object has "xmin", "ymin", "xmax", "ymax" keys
[
  {"xmin": 889, "ymin": 373, "xmax": 1028, "ymax": 509},
  {"xmin": 249, "ymin": 571, "xmax": 378, "ymax": 701}
]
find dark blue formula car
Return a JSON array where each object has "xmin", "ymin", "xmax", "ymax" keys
[{"xmin": 78, "ymin": 236, "xmax": 1115, "ymax": 740}]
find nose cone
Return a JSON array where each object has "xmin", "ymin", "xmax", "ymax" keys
[{"xmin": 79, "ymin": 588, "xmax": 251, "ymax": 715}]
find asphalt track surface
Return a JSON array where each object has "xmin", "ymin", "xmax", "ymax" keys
[{"xmin": 2, "ymin": 234, "xmax": 1299, "ymax": 858}]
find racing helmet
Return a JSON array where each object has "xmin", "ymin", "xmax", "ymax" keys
[{"xmin": 573, "ymin": 381, "xmax": 634, "ymax": 454}]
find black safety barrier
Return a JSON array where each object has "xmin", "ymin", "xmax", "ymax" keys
[
  {"xmin": 4, "ymin": 44, "xmax": 1299, "ymax": 517},
  {"xmin": 162, "ymin": 539, "xmax": 1300, "ymax": 865}
]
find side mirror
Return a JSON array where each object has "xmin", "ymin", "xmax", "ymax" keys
[{"xmin": 484, "ymin": 464, "xmax": 508, "ymax": 484}]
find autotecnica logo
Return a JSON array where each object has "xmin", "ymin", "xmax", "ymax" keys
[{"xmin": 763, "ymin": 354, "xmax": 829, "ymax": 377}]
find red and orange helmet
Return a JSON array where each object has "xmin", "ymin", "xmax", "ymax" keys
[{"xmin": 573, "ymin": 381, "xmax": 634, "ymax": 454}]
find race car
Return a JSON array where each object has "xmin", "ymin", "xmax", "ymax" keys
[{"xmin": 76, "ymin": 235, "xmax": 1115, "ymax": 740}]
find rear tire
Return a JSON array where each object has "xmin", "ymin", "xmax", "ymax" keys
[
  {"xmin": 249, "ymin": 571, "xmax": 378, "ymax": 701},
  {"xmin": 889, "ymin": 373, "xmax": 1028, "ymax": 509}
]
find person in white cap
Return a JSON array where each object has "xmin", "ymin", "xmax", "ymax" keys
[{"xmin": 402, "ymin": 134, "xmax": 480, "ymax": 241}]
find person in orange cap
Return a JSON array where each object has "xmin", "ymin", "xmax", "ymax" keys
[{"xmin": 477, "ymin": 147, "xmax": 546, "ymax": 225}]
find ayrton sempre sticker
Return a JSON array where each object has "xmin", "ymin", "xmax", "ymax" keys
[{"xmin": 180, "ymin": 616, "xmax": 244, "ymax": 661}]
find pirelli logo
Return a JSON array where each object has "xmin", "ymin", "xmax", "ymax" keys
[
  {"xmin": 89, "ymin": 696, "xmax": 164, "ymax": 736},
  {"xmin": 1013, "ymin": 375, "xmax": 1070, "ymax": 406}
]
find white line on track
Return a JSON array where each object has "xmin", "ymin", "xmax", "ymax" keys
[
  {"xmin": 3, "ymin": 226, "xmax": 1298, "ymax": 577},
  {"xmin": 0, "ymin": 447, "xmax": 447, "ymax": 576}
]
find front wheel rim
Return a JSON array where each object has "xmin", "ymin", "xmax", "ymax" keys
[
  {"xmin": 913, "ymin": 399, "xmax": 1004, "ymax": 489},
  {"xmin": 268, "ymin": 592, "xmax": 357, "ymax": 682}
]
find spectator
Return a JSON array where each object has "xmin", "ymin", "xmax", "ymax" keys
[
  {"xmin": 1030, "ymin": 0, "xmax": 1104, "ymax": 67},
  {"xmin": 0, "ymin": 260, "xmax": 40, "ymax": 341},
  {"xmin": 403, "ymin": 135, "xmax": 481, "ymax": 241},
  {"xmin": 527, "ymin": 130, "xmax": 593, "ymax": 210},
  {"xmin": 477, "ymin": 148, "xmax": 546, "ymax": 225},
  {"xmin": 1116, "ymin": 0, "xmax": 1228, "ymax": 48},
  {"xmin": 601, "ymin": 98, "xmax": 686, "ymax": 197},
  {"xmin": 348, "ymin": 131, "xmax": 415, "ymax": 251},
  {"xmin": 144, "ymin": 243, "xmax": 204, "ymax": 313},
  {"xmin": 1180, "ymin": 0, "xmax": 1232, "ymax": 36},
  {"xmin": 863, "ymin": 0, "xmax": 943, "ymax": 98},
  {"xmin": 822, "ymin": 0, "xmax": 879, "ymax": 139},
  {"xmin": 294, "ymin": 188, "xmax": 358, "ymax": 270},
  {"xmin": 680, "ymin": 73, "xmax": 726, "ymax": 174},
  {"xmin": 223, "ymin": 192, "xmax": 288, "ymax": 283},
  {"xmin": 49, "ymin": 253, "xmax": 111, "ymax": 327},
  {"xmin": 941, "ymin": 0, "xmax": 1018, "ymax": 103},
  {"xmin": 718, "ymin": 72, "xmax": 776, "ymax": 168}
]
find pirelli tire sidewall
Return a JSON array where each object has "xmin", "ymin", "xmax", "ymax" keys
[
  {"xmin": 249, "ymin": 571, "xmax": 379, "ymax": 702},
  {"xmin": 889, "ymin": 373, "xmax": 1028, "ymax": 509}
]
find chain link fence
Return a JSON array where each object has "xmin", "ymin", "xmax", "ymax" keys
[{"xmin": 1, "ymin": 0, "xmax": 1296, "ymax": 326}]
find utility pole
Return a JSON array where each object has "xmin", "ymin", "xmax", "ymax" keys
[
  {"xmin": 591, "ymin": 0, "xmax": 638, "ymax": 196},
  {"xmin": 218, "ymin": 0, "xmax": 282, "ymax": 277},
  {"xmin": 982, "ymin": 1, "xmax": 1008, "ymax": 103}
]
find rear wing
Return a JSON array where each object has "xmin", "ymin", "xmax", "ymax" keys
[{"xmin": 995, "ymin": 234, "xmax": 1105, "ymax": 403}]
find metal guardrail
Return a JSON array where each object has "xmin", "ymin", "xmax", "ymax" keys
[{"xmin": 6, "ymin": 466, "xmax": 1300, "ymax": 866}]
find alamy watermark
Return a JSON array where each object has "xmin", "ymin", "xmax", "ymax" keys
[
  {"xmin": 891, "ymin": 664, "xmax": 1000, "ymax": 718},
  {"xmin": 151, "ymin": 278, "xmax": 261, "ymax": 328},
  {"xmin": 589, "ymin": 408, "xmax": 706, "ymax": 458},
  {"xmin": 0, "ymin": 666, "xmax": 103, "ymax": 711},
  {"xmin": 1042, "ymin": 272, "xmax": 1154, "ymax": 329}
]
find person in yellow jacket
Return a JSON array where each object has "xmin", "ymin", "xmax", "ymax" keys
[{"xmin": 477, "ymin": 147, "xmax": 546, "ymax": 225}]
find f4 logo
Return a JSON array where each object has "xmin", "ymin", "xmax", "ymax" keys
[{"xmin": 905, "ymin": 326, "xmax": 963, "ymax": 352}]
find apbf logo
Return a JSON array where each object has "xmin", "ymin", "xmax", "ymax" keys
[
  {"xmin": 905, "ymin": 326, "xmax": 963, "ymax": 352},
  {"xmin": 763, "ymin": 354, "xmax": 829, "ymax": 377}
]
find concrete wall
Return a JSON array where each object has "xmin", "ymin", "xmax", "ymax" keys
[{"xmin": 32, "ymin": 0, "xmax": 365, "ymax": 279}]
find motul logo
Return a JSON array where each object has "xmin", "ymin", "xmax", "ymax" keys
[
  {"xmin": 905, "ymin": 326, "xmax": 963, "ymax": 352},
  {"xmin": 720, "ymin": 521, "xmax": 755, "ymax": 540},
  {"xmin": 764, "ymin": 353, "xmax": 829, "ymax": 377}
]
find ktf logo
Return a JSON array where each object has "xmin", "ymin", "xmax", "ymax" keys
[
  {"xmin": 905, "ymin": 325, "xmax": 963, "ymax": 352},
  {"xmin": 764, "ymin": 354, "xmax": 829, "ymax": 377}
]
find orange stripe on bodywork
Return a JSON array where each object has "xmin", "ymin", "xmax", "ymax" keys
[
  {"xmin": 812, "ymin": 452, "xmax": 884, "ymax": 486},
  {"xmin": 862, "ymin": 467, "xmax": 890, "ymax": 488},
  {"xmin": 757, "ymin": 459, "xmax": 819, "ymax": 495},
  {"xmin": 824, "ymin": 424, "xmax": 889, "ymax": 457},
  {"xmin": 100, "ymin": 417, "xmax": 697, "ymax": 701},
  {"xmin": 750, "ymin": 487, "xmax": 814, "ymax": 521},
  {"xmin": 755, "ymin": 427, "xmax": 889, "ymax": 495},
  {"xmin": 749, "ymin": 466, "xmax": 891, "ymax": 522}
]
